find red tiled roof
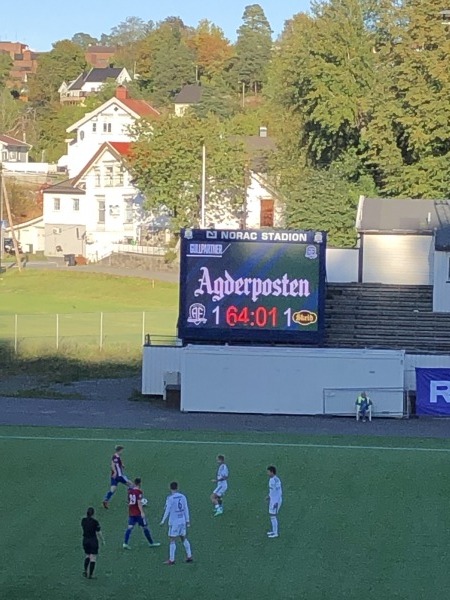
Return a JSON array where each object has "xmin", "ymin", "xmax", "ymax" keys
[
  {"xmin": 121, "ymin": 97, "xmax": 160, "ymax": 118},
  {"xmin": 0, "ymin": 133, "xmax": 31, "ymax": 147},
  {"xmin": 109, "ymin": 142, "xmax": 132, "ymax": 156}
]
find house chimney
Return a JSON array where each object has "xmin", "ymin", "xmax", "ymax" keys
[
  {"xmin": 116, "ymin": 85, "xmax": 129, "ymax": 100},
  {"xmin": 259, "ymin": 126, "xmax": 268, "ymax": 138}
]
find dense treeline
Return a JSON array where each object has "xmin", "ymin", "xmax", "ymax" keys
[{"xmin": 2, "ymin": 1, "xmax": 450, "ymax": 246}]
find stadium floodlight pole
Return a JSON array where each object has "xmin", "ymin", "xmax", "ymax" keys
[{"xmin": 200, "ymin": 143, "xmax": 206, "ymax": 228}]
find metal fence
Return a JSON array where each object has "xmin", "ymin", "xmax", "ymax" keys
[{"xmin": 0, "ymin": 312, "xmax": 178, "ymax": 353}]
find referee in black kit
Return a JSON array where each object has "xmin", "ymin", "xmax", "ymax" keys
[{"xmin": 81, "ymin": 507, "xmax": 104, "ymax": 578}]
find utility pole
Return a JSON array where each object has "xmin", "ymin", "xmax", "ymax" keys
[
  {"xmin": 200, "ymin": 144, "xmax": 206, "ymax": 228},
  {"xmin": 1, "ymin": 175, "xmax": 22, "ymax": 272}
]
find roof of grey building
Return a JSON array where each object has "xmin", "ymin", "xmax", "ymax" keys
[
  {"xmin": 174, "ymin": 84, "xmax": 203, "ymax": 104},
  {"xmin": 43, "ymin": 178, "xmax": 85, "ymax": 195},
  {"xmin": 357, "ymin": 197, "xmax": 450, "ymax": 233},
  {"xmin": 67, "ymin": 67, "xmax": 124, "ymax": 90}
]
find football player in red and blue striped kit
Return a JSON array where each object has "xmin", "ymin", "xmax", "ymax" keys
[{"xmin": 103, "ymin": 445, "xmax": 132, "ymax": 508}]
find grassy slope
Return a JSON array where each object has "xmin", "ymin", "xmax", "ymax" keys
[
  {"xmin": 0, "ymin": 270, "xmax": 179, "ymax": 378},
  {"xmin": 2, "ymin": 426, "xmax": 450, "ymax": 600},
  {"xmin": 0, "ymin": 270, "xmax": 178, "ymax": 314}
]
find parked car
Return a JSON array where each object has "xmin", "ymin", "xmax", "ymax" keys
[{"xmin": 3, "ymin": 238, "xmax": 23, "ymax": 254}]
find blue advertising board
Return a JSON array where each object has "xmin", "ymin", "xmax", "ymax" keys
[
  {"xmin": 416, "ymin": 368, "xmax": 450, "ymax": 416},
  {"xmin": 178, "ymin": 228, "xmax": 327, "ymax": 345}
]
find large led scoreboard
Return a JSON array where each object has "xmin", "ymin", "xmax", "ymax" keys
[{"xmin": 178, "ymin": 228, "xmax": 327, "ymax": 345}]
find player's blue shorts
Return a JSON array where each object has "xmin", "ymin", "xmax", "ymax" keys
[
  {"xmin": 128, "ymin": 516, "xmax": 147, "ymax": 527},
  {"xmin": 111, "ymin": 475, "xmax": 128, "ymax": 487}
]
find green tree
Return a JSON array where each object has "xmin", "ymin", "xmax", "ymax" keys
[
  {"xmin": 0, "ymin": 53, "xmax": 13, "ymax": 87},
  {"xmin": 0, "ymin": 88, "xmax": 24, "ymax": 134},
  {"xmin": 266, "ymin": 0, "xmax": 378, "ymax": 245},
  {"xmin": 28, "ymin": 40, "xmax": 87, "ymax": 103},
  {"xmin": 233, "ymin": 4, "xmax": 273, "ymax": 93},
  {"xmin": 129, "ymin": 113, "xmax": 247, "ymax": 229},
  {"xmin": 109, "ymin": 16, "xmax": 153, "ymax": 46},
  {"xmin": 194, "ymin": 78, "xmax": 239, "ymax": 119},
  {"xmin": 31, "ymin": 103, "xmax": 86, "ymax": 163},
  {"xmin": 136, "ymin": 19, "xmax": 196, "ymax": 104},
  {"xmin": 364, "ymin": 0, "xmax": 450, "ymax": 197},
  {"xmin": 71, "ymin": 32, "xmax": 99, "ymax": 50}
]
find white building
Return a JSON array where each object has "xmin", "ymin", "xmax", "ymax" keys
[
  {"xmin": 205, "ymin": 131, "xmax": 283, "ymax": 230},
  {"xmin": 356, "ymin": 196, "xmax": 450, "ymax": 311},
  {"xmin": 63, "ymin": 85, "xmax": 160, "ymax": 178},
  {"xmin": 43, "ymin": 142, "xmax": 144, "ymax": 261},
  {"xmin": 3, "ymin": 216, "xmax": 45, "ymax": 254},
  {"xmin": 59, "ymin": 67, "xmax": 132, "ymax": 104}
]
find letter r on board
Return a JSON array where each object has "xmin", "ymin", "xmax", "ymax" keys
[{"xmin": 430, "ymin": 381, "xmax": 450, "ymax": 403}]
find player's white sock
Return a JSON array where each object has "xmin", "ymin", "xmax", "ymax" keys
[
  {"xmin": 169, "ymin": 541, "xmax": 176, "ymax": 562},
  {"xmin": 183, "ymin": 539, "xmax": 192, "ymax": 558},
  {"xmin": 270, "ymin": 516, "xmax": 278, "ymax": 535}
]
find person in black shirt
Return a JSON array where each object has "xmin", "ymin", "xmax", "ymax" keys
[{"xmin": 81, "ymin": 507, "xmax": 104, "ymax": 578}]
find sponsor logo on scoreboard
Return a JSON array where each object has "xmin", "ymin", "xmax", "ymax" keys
[
  {"xmin": 187, "ymin": 303, "xmax": 207, "ymax": 325},
  {"xmin": 187, "ymin": 243, "xmax": 229, "ymax": 257},
  {"xmin": 292, "ymin": 310, "xmax": 318, "ymax": 326}
]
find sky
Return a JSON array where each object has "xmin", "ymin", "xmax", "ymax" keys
[{"xmin": 1, "ymin": 0, "xmax": 311, "ymax": 51}]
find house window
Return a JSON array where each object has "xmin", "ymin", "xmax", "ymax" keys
[
  {"xmin": 94, "ymin": 167, "xmax": 101, "ymax": 187},
  {"xmin": 103, "ymin": 122, "xmax": 112, "ymax": 133},
  {"xmin": 9, "ymin": 151, "xmax": 17, "ymax": 161},
  {"xmin": 92, "ymin": 122, "xmax": 97, "ymax": 133},
  {"xmin": 260, "ymin": 199, "xmax": 274, "ymax": 227},
  {"xmin": 124, "ymin": 198, "xmax": 134, "ymax": 223},
  {"xmin": 97, "ymin": 198, "xmax": 105, "ymax": 223},
  {"xmin": 1, "ymin": 151, "xmax": 7, "ymax": 161},
  {"xmin": 79, "ymin": 131, "xmax": 84, "ymax": 141},
  {"xmin": 53, "ymin": 198, "xmax": 61, "ymax": 211},
  {"xmin": 73, "ymin": 198, "xmax": 80, "ymax": 211},
  {"xmin": 104, "ymin": 165, "xmax": 114, "ymax": 186},
  {"xmin": 117, "ymin": 166, "xmax": 124, "ymax": 186}
]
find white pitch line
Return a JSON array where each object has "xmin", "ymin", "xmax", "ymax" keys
[{"xmin": 0, "ymin": 433, "xmax": 449, "ymax": 453}]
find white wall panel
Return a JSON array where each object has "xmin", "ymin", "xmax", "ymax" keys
[
  {"xmin": 141, "ymin": 346, "xmax": 182, "ymax": 395},
  {"xmin": 363, "ymin": 235, "xmax": 433, "ymax": 284},
  {"xmin": 326, "ymin": 248, "xmax": 359, "ymax": 283},
  {"xmin": 181, "ymin": 346, "xmax": 404, "ymax": 416}
]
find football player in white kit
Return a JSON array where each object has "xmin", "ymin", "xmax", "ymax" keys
[
  {"xmin": 160, "ymin": 481, "xmax": 193, "ymax": 565},
  {"xmin": 267, "ymin": 466, "xmax": 282, "ymax": 538},
  {"xmin": 210, "ymin": 454, "xmax": 229, "ymax": 516}
]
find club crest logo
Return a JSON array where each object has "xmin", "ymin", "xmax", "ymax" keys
[
  {"xmin": 184, "ymin": 228, "xmax": 193, "ymax": 239},
  {"xmin": 314, "ymin": 232, "xmax": 323, "ymax": 244},
  {"xmin": 187, "ymin": 303, "xmax": 207, "ymax": 325},
  {"xmin": 305, "ymin": 245, "xmax": 317, "ymax": 260}
]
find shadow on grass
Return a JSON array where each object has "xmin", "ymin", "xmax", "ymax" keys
[{"xmin": 0, "ymin": 340, "xmax": 141, "ymax": 383}]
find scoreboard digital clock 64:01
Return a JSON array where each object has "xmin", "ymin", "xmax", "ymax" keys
[{"xmin": 178, "ymin": 228, "xmax": 327, "ymax": 345}]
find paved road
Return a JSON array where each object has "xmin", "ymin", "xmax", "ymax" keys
[{"xmin": 1, "ymin": 377, "xmax": 450, "ymax": 439}]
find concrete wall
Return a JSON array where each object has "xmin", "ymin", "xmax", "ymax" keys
[
  {"xmin": 433, "ymin": 251, "xmax": 450, "ymax": 312},
  {"xmin": 326, "ymin": 248, "xmax": 359, "ymax": 283}
]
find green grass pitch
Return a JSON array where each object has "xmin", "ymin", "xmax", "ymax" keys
[{"xmin": 2, "ymin": 426, "xmax": 450, "ymax": 600}]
